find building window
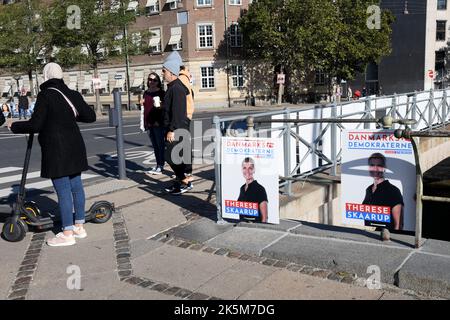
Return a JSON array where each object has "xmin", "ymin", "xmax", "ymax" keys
[
  {"xmin": 149, "ymin": 28, "xmax": 162, "ymax": 53},
  {"xmin": 177, "ymin": 11, "xmax": 188, "ymax": 25},
  {"xmin": 166, "ymin": 0, "xmax": 177, "ymax": 9},
  {"xmin": 229, "ymin": 0, "xmax": 241, "ymax": 5},
  {"xmin": 315, "ymin": 70, "xmax": 325, "ymax": 85},
  {"xmin": 127, "ymin": 1, "xmax": 139, "ymax": 14},
  {"xmin": 146, "ymin": 0, "xmax": 160, "ymax": 14},
  {"xmin": 230, "ymin": 23, "xmax": 242, "ymax": 47},
  {"xmin": 436, "ymin": 20, "xmax": 446, "ymax": 41},
  {"xmin": 169, "ymin": 27, "xmax": 183, "ymax": 51},
  {"xmin": 201, "ymin": 66, "xmax": 215, "ymax": 88},
  {"xmin": 198, "ymin": 24, "xmax": 214, "ymax": 48},
  {"xmin": 438, "ymin": 0, "xmax": 447, "ymax": 10},
  {"xmin": 231, "ymin": 65, "xmax": 244, "ymax": 87},
  {"xmin": 197, "ymin": 0, "xmax": 212, "ymax": 6},
  {"xmin": 435, "ymin": 50, "xmax": 446, "ymax": 80}
]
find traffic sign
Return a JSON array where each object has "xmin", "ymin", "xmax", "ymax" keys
[
  {"xmin": 114, "ymin": 74, "xmax": 123, "ymax": 80},
  {"xmin": 277, "ymin": 73, "xmax": 285, "ymax": 85},
  {"xmin": 92, "ymin": 77, "xmax": 101, "ymax": 90},
  {"xmin": 427, "ymin": 70, "xmax": 434, "ymax": 79}
]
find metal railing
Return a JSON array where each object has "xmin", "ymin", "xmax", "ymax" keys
[{"xmin": 213, "ymin": 88, "xmax": 450, "ymax": 225}]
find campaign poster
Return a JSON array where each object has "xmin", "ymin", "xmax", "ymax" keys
[
  {"xmin": 221, "ymin": 137, "xmax": 282, "ymax": 224},
  {"xmin": 341, "ymin": 130, "xmax": 416, "ymax": 231}
]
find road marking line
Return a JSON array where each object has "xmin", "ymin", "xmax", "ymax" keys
[
  {"xmin": 93, "ymin": 132, "xmax": 141, "ymax": 140},
  {"xmin": 0, "ymin": 167, "xmax": 22, "ymax": 174},
  {"xmin": 0, "ymin": 171, "xmax": 41, "ymax": 184},
  {"xmin": 0, "ymin": 173, "xmax": 98, "ymax": 198}
]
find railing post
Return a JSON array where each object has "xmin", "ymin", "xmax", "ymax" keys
[
  {"xmin": 283, "ymin": 108, "xmax": 292, "ymax": 196},
  {"xmin": 443, "ymin": 89, "xmax": 448, "ymax": 125},
  {"xmin": 391, "ymin": 95, "xmax": 397, "ymax": 128},
  {"xmin": 213, "ymin": 116, "xmax": 225, "ymax": 224},
  {"xmin": 364, "ymin": 97, "xmax": 371, "ymax": 129},
  {"xmin": 411, "ymin": 137, "xmax": 423, "ymax": 248},
  {"xmin": 331, "ymin": 104, "xmax": 337, "ymax": 176},
  {"xmin": 246, "ymin": 116, "xmax": 254, "ymax": 138},
  {"xmin": 412, "ymin": 93, "xmax": 418, "ymax": 129},
  {"xmin": 429, "ymin": 88, "xmax": 434, "ymax": 130}
]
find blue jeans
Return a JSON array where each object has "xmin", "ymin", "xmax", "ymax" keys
[
  {"xmin": 51, "ymin": 174, "xmax": 86, "ymax": 231},
  {"xmin": 19, "ymin": 108, "xmax": 27, "ymax": 119},
  {"xmin": 148, "ymin": 126, "xmax": 166, "ymax": 167}
]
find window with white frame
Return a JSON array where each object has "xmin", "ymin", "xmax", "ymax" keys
[
  {"xmin": 127, "ymin": 0, "xmax": 139, "ymax": 14},
  {"xmin": 230, "ymin": 23, "xmax": 242, "ymax": 47},
  {"xmin": 197, "ymin": 0, "xmax": 212, "ymax": 6},
  {"xmin": 146, "ymin": 0, "xmax": 160, "ymax": 14},
  {"xmin": 169, "ymin": 26, "xmax": 183, "ymax": 50},
  {"xmin": 201, "ymin": 66, "xmax": 215, "ymax": 89},
  {"xmin": 149, "ymin": 28, "xmax": 162, "ymax": 53},
  {"xmin": 229, "ymin": 0, "xmax": 241, "ymax": 5},
  {"xmin": 231, "ymin": 65, "xmax": 244, "ymax": 87},
  {"xmin": 198, "ymin": 24, "xmax": 214, "ymax": 48}
]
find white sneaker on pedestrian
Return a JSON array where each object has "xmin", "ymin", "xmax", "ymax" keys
[
  {"xmin": 147, "ymin": 167, "xmax": 163, "ymax": 175},
  {"xmin": 47, "ymin": 232, "xmax": 76, "ymax": 247},
  {"xmin": 73, "ymin": 226, "xmax": 87, "ymax": 239}
]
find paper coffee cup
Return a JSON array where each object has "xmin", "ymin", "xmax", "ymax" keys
[{"xmin": 153, "ymin": 96, "xmax": 161, "ymax": 108}]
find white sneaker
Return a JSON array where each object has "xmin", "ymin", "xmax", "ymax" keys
[
  {"xmin": 47, "ymin": 232, "xmax": 76, "ymax": 247},
  {"xmin": 73, "ymin": 226, "xmax": 87, "ymax": 239},
  {"xmin": 147, "ymin": 167, "xmax": 163, "ymax": 175}
]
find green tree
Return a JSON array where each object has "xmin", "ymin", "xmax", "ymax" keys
[
  {"xmin": 239, "ymin": 0, "xmax": 394, "ymax": 99},
  {"xmin": 0, "ymin": 0, "xmax": 51, "ymax": 98},
  {"xmin": 44, "ymin": 0, "xmax": 137, "ymax": 115}
]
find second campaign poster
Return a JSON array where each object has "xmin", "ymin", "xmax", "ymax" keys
[
  {"xmin": 221, "ymin": 137, "xmax": 282, "ymax": 224},
  {"xmin": 341, "ymin": 130, "xmax": 416, "ymax": 232}
]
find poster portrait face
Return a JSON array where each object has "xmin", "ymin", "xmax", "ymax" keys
[
  {"xmin": 341, "ymin": 130, "xmax": 416, "ymax": 232},
  {"xmin": 221, "ymin": 137, "xmax": 282, "ymax": 224}
]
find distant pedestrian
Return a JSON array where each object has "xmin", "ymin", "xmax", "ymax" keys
[
  {"xmin": 162, "ymin": 51, "xmax": 192, "ymax": 195},
  {"xmin": 347, "ymin": 86, "xmax": 353, "ymax": 101},
  {"xmin": 140, "ymin": 72, "xmax": 166, "ymax": 175},
  {"xmin": 362, "ymin": 87, "xmax": 367, "ymax": 97},
  {"xmin": 178, "ymin": 65, "xmax": 195, "ymax": 182},
  {"xmin": 1, "ymin": 102, "xmax": 11, "ymax": 127},
  {"xmin": 18, "ymin": 88, "xmax": 29, "ymax": 120},
  {"xmin": 9, "ymin": 62, "xmax": 96, "ymax": 247}
]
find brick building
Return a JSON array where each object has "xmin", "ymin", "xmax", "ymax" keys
[{"xmin": 0, "ymin": 0, "xmax": 263, "ymax": 110}]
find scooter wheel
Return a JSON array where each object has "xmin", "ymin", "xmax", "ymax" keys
[
  {"xmin": 90, "ymin": 202, "xmax": 114, "ymax": 224},
  {"xmin": 2, "ymin": 218, "xmax": 28, "ymax": 242}
]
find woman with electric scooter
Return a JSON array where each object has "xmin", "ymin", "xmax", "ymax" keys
[{"xmin": 8, "ymin": 62, "xmax": 96, "ymax": 247}]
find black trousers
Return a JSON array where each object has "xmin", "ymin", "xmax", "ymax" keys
[{"xmin": 165, "ymin": 129, "xmax": 192, "ymax": 181}]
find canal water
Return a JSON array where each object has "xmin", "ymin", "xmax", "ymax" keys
[{"xmin": 423, "ymin": 157, "xmax": 450, "ymax": 241}]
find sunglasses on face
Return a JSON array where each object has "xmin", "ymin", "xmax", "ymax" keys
[{"xmin": 148, "ymin": 78, "xmax": 157, "ymax": 82}]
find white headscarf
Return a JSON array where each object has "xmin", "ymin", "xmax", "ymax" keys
[{"xmin": 43, "ymin": 62, "xmax": 63, "ymax": 82}]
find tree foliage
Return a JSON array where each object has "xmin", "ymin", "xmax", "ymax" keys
[
  {"xmin": 0, "ymin": 0, "xmax": 52, "ymax": 96},
  {"xmin": 239, "ymin": 0, "xmax": 395, "ymax": 88},
  {"xmin": 44, "ymin": 0, "xmax": 137, "ymax": 70}
]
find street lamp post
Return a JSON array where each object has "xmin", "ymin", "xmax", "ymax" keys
[{"xmin": 13, "ymin": 76, "xmax": 22, "ymax": 97}]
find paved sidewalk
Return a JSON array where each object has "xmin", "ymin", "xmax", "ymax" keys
[{"xmin": 0, "ymin": 164, "xmax": 448, "ymax": 300}]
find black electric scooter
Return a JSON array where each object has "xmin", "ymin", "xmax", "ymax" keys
[{"xmin": 2, "ymin": 133, "xmax": 115, "ymax": 242}]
